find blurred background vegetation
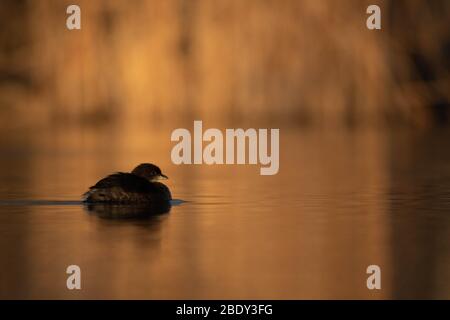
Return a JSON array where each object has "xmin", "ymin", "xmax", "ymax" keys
[{"xmin": 0, "ymin": 0, "xmax": 449, "ymax": 129}]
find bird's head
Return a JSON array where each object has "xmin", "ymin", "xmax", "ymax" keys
[{"xmin": 131, "ymin": 163, "xmax": 168, "ymax": 182}]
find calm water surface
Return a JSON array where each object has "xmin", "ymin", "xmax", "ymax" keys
[{"xmin": 0, "ymin": 125, "xmax": 449, "ymax": 299}]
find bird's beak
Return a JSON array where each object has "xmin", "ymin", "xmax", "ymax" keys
[{"xmin": 159, "ymin": 174, "xmax": 168, "ymax": 180}]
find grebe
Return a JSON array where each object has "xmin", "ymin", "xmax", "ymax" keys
[{"xmin": 83, "ymin": 163, "xmax": 171, "ymax": 203}]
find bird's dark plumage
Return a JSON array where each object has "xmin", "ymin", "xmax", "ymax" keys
[
  {"xmin": 83, "ymin": 164, "xmax": 171, "ymax": 203},
  {"xmin": 91, "ymin": 173, "xmax": 151, "ymax": 192}
]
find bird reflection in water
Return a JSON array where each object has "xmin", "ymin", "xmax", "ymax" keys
[{"xmin": 84, "ymin": 202, "xmax": 171, "ymax": 219}]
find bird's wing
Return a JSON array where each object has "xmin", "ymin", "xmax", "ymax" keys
[{"xmin": 89, "ymin": 172, "xmax": 151, "ymax": 193}]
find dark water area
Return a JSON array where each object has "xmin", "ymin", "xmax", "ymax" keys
[{"xmin": 0, "ymin": 125, "xmax": 449, "ymax": 299}]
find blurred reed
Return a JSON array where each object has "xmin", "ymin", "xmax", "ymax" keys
[{"xmin": 0, "ymin": 0, "xmax": 448, "ymax": 129}]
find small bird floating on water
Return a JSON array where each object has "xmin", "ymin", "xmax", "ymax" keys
[{"xmin": 83, "ymin": 163, "xmax": 171, "ymax": 203}]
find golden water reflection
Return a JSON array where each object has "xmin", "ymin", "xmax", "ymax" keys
[{"xmin": 0, "ymin": 124, "xmax": 449, "ymax": 299}]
